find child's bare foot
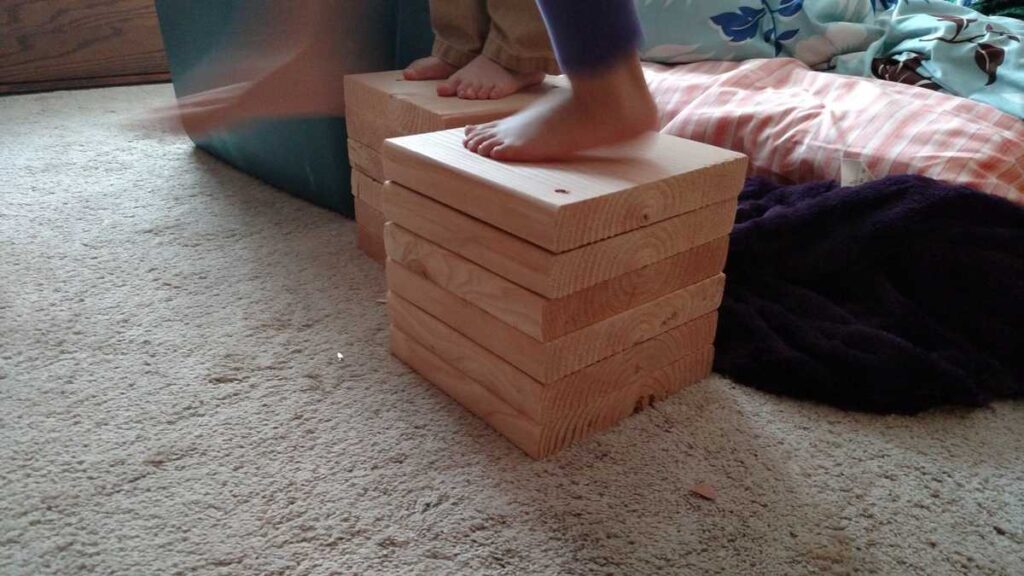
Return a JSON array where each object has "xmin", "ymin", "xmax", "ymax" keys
[
  {"xmin": 463, "ymin": 54, "xmax": 657, "ymax": 161},
  {"xmin": 402, "ymin": 56, "xmax": 458, "ymax": 81},
  {"xmin": 437, "ymin": 55, "xmax": 545, "ymax": 100}
]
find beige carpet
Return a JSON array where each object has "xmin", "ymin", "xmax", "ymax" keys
[{"xmin": 1, "ymin": 84, "xmax": 1022, "ymax": 576}]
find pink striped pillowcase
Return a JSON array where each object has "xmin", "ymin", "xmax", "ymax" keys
[{"xmin": 644, "ymin": 59, "xmax": 1024, "ymax": 204}]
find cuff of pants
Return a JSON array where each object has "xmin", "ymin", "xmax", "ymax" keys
[
  {"xmin": 432, "ymin": 38, "xmax": 477, "ymax": 69},
  {"xmin": 483, "ymin": 36, "xmax": 561, "ymax": 76},
  {"xmin": 536, "ymin": 0, "xmax": 643, "ymax": 74}
]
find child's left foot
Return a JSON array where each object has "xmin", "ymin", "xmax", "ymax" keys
[
  {"xmin": 437, "ymin": 55, "xmax": 545, "ymax": 100},
  {"xmin": 403, "ymin": 56, "xmax": 458, "ymax": 81}
]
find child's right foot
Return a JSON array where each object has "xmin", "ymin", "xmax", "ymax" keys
[
  {"xmin": 402, "ymin": 56, "xmax": 458, "ymax": 81},
  {"xmin": 462, "ymin": 53, "xmax": 657, "ymax": 161}
]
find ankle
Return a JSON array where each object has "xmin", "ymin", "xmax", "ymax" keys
[{"xmin": 566, "ymin": 53, "xmax": 655, "ymax": 117}]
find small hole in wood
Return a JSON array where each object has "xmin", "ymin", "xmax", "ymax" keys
[{"xmin": 555, "ymin": 188, "xmax": 570, "ymax": 195}]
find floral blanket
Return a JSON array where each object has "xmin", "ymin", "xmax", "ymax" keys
[{"xmin": 637, "ymin": 0, "xmax": 1024, "ymax": 118}]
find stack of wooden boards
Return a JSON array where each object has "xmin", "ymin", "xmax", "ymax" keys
[
  {"xmin": 343, "ymin": 70, "xmax": 566, "ymax": 262},
  {"xmin": 381, "ymin": 128, "xmax": 748, "ymax": 458}
]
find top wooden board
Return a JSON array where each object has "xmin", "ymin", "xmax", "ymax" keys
[
  {"xmin": 344, "ymin": 70, "xmax": 566, "ymax": 151},
  {"xmin": 383, "ymin": 129, "xmax": 748, "ymax": 252}
]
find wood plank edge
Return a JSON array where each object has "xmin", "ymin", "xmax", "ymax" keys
[{"xmin": 389, "ymin": 325, "xmax": 544, "ymax": 459}]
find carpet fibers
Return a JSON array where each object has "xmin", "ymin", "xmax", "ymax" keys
[{"xmin": 1, "ymin": 85, "xmax": 1022, "ymax": 576}]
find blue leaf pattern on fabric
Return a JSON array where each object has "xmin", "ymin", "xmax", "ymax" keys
[
  {"xmin": 710, "ymin": 6, "xmax": 767, "ymax": 43},
  {"xmin": 777, "ymin": 0, "xmax": 804, "ymax": 18},
  {"xmin": 711, "ymin": 2, "xmax": 804, "ymax": 47},
  {"xmin": 640, "ymin": 0, "xmax": 1024, "ymax": 118},
  {"xmin": 777, "ymin": 29, "xmax": 800, "ymax": 42}
]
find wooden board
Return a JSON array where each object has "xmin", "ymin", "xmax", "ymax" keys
[
  {"xmin": 354, "ymin": 197, "xmax": 385, "ymax": 235},
  {"xmin": 0, "ymin": 71, "xmax": 170, "ymax": 95},
  {"xmin": 0, "ymin": 0, "xmax": 168, "ymax": 89},
  {"xmin": 357, "ymin": 225, "xmax": 386, "ymax": 264},
  {"xmin": 390, "ymin": 324, "xmax": 713, "ymax": 459},
  {"xmin": 384, "ymin": 181, "xmax": 736, "ymax": 298},
  {"xmin": 351, "ymin": 169, "xmax": 384, "ymax": 211},
  {"xmin": 387, "ymin": 259, "xmax": 725, "ymax": 383},
  {"xmin": 383, "ymin": 128, "xmax": 747, "ymax": 252},
  {"xmin": 343, "ymin": 70, "xmax": 567, "ymax": 151},
  {"xmin": 389, "ymin": 291, "xmax": 717, "ymax": 422},
  {"xmin": 354, "ymin": 196, "xmax": 386, "ymax": 264},
  {"xmin": 390, "ymin": 327, "xmax": 543, "ymax": 456},
  {"xmin": 385, "ymin": 222, "xmax": 729, "ymax": 341},
  {"xmin": 348, "ymin": 139, "xmax": 384, "ymax": 183}
]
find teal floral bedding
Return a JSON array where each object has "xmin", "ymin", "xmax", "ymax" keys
[{"xmin": 637, "ymin": 0, "xmax": 1024, "ymax": 118}]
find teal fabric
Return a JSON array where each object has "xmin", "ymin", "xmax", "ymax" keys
[
  {"xmin": 155, "ymin": 0, "xmax": 405, "ymax": 216},
  {"xmin": 395, "ymin": 0, "xmax": 435, "ymax": 68},
  {"xmin": 835, "ymin": 2, "xmax": 1024, "ymax": 118},
  {"xmin": 637, "ymin": 0, "xmax": 1023, "ymax": 118},
  {"xmin": 637, "ymin": 0, "xmax": 884, "ymax": 66}
]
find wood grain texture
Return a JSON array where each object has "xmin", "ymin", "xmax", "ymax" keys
[
  {"xmin": 387, "ymin": 258, "xmax": 725, "ymax": 383},
  {"xmin": 389, "ymin": 291, "xmax": 717, "ymax": 423},
  {"xmin": 0, "ymin": 0, "xmax": 168, "ymax": 86},
  {"xmin": 344, "ymin": 70, "xmax": 566, "ymax": 151},
  {"xmin": 348, "ymin": 139, "xmax": 384, "ymax": 183},
  {"xmin": 0, "ymin": 70, "xmax": 169, "ymax": 94},
  {"xmin": 345, "ymin": 113, "xmax": 395, "ymax": 157},
  {"xmin": 351, "ymin": 169, "xmax": 384, "ymax": 211},
  {"xmin": 384, "ymin": 181, "xmax": 737, "ymax": 299},
  {"xmin": 390, "ymin": 293, "xmax": 546, "ymax": 423},
  {"xmin": 354, "ymin": 197, "xmax": 385, "ymax": 236},
  {"xmin": 390, "ymin": 317, "xmax": 714, "ymax": 459},
  {"xmin": 357, "ymin": 225, "xmax": 386, "ymax": 264},
  {"xmin": 383, "ymin": 128, "xmax": 748, "ymax": 252},
  {"xmin": 390, "ymin": 327, "xmax": 543, "ymax": 457},
  {"xmin": 385, "ymin": 222, "xmax": 730, "ymax": 341},
  {"xmin": 533, "ymin": 347, "xmax": 713, "ymax": 458}
]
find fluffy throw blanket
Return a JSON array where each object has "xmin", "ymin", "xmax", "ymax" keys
[{"xmin": 715, "ymin": 175, "xmax": 1023, "ymax": 414}]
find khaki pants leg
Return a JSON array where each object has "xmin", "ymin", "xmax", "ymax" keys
[
  {"xmin": 430, "ymin": 0, "xmax": 490, "ymax": 68},
  {"xmin": 483, "ymin": 0, "xmax": 560, "ymax": 74}
]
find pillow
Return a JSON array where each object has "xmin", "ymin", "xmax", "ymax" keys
[
  {"xmin": 636, "ymin": 0, "xmax": 883, "ymax": 67},
  {"xmin": 645, "ymin": 58, "xmax": 1024, "ymax": 204}
]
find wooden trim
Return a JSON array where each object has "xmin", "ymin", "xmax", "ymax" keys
[
  {"xmin": 0, "ymin": 72, "xmax": 171, "ymax": 95},
  {"xmin": 0, "ymin": 0, "xmax": 169, "ymax": 93}
]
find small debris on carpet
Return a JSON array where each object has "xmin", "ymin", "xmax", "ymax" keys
[{"xmin": 690, "ymin": 482, "xmax": 717, "ymax": 501}]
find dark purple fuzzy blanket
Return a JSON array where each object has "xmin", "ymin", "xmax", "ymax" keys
[{"xmin": 714, "ymin": 175, "xmax": 1023, "ymax": 414}]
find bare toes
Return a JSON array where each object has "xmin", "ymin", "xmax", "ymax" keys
[
  {"xmin": 486, "ymin": 83, "xmax": 509, "ymax": 100},
  {"xmin": 471, "ymin": 121, "xmax": 500, "ymax": 135},
  {"xmin": 437, "ymin": 78, "xmax": 460, "ymax": 97},
  {"xmin": 477, "ymin": 137, "xmax": 503, "ymax": 157},
  {"xmin": 490, "ymin": 144, "xmax": 522, "ymax": 162},
  {"xmin": 403, "ymin": 57, "xmax": 456, "ymax": 81},
  {"xmin": 465, "ymin": 132, "xmax": 493, "ymax": 152}
]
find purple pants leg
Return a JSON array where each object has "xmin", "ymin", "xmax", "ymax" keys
[{"xmin": 534, "ymin": 0, "xmax": 643, "ymax": 74}]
